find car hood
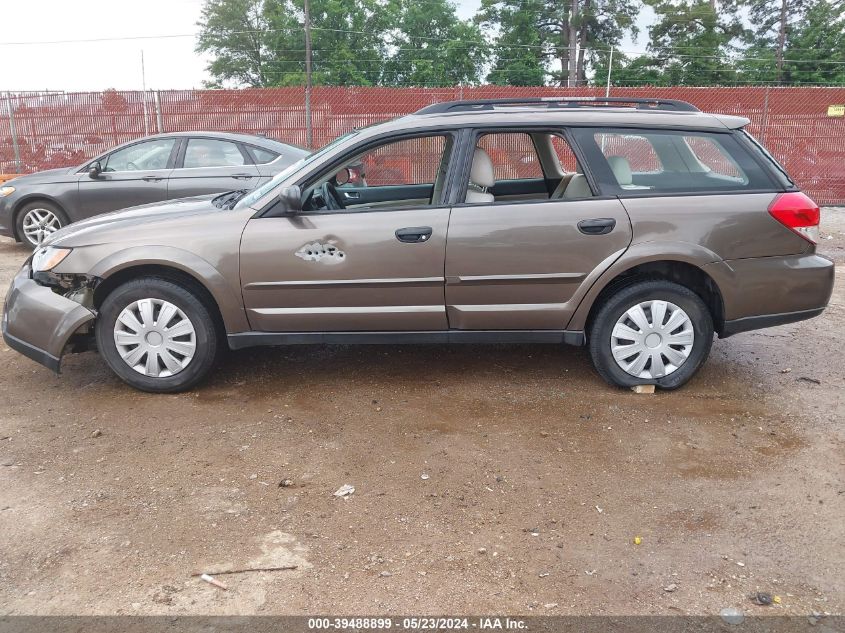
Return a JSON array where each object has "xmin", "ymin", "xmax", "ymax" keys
[
  {"xmin": 46, "ymin": 194, "xmax": 221, "ymax": 247},
  {"xmin": 6, "ymin": 167, "xmax": 78, "ymax": 185}
]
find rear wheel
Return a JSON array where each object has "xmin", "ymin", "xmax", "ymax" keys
[
  {"xmin": 16, "ymin": 201, "xmax": 68, "ymax": 248},
  {"xmin": 588, "ymin": 280, "xmax": 713, "ymax": 390},
  {"xmin": 96, "ymin": 277, "xmax": 219, "ymax": 392}
]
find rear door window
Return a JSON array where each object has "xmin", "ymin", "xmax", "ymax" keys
[
  {"xmin": 476, "ymin": 132, "xmax": 543, "ymax": 181},
  {"xmin": 183, "ymin": 138, "xmax": 248, "ymax": 168},
  {"xmin": 573, "ymin": 128, "xmax": 773, "ymax": 194}
]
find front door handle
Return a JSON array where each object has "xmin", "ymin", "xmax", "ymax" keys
[
  {"xmin": 142, "ymin": 175, "xmax": 164, "ymax": 182},
  {"xmin": 578, "ymin": 218, "xmax": 616, "ymax": 235},
  {"xmin": 342, "ymin": 191, "xmax": 360, "ymax": 200},
  {"xmin": 231, "ymin": 173, "xmax": 254, "ymax": 180},
  {"xmin": 395, "ymin": 226, "xmax": 433, "ymax": 243}
]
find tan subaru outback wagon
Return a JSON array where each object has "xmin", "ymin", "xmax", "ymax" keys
[{"xmin": 2, "ymin": 97, "xmax": 835, "ymax": 392}]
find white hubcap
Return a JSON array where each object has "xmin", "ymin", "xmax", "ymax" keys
[
  {"xmin": 610, "ymin": 299, "xmax": 695, "ymax": 379},
  {"xmin": 114, "ymin": 298, "xmax": 197, "ymax": 378},
  {"xmin": 22, "ymin": 208, "xmax": 61, "ymax": 245}
]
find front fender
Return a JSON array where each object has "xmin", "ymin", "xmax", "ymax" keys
[{"xmin": 58, "ymin": 245, "xmax": 250, "ymax": 333}]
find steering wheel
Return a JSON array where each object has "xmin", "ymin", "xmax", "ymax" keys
[
  {"xmin": 127, "ymin": 161, "xmax": 139, "ymax": 171},
  {"xmin": 321, "ymin": 181, "xmax": 345, "ymax": 210}
]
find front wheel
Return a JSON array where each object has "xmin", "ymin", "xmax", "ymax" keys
[
  {"xmin": 16, "ymin": 201, "xmax": 68, "ymax": 248},
  {"xmin": 588, "ymin": 280, "xmax": 714, "ymax": 390},
  {"xmin": 96, "ymin": 277, "xmax": 219, "ymax": 393}
]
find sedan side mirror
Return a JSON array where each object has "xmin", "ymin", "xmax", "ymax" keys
[
  {"xmin": 279, "ymin": 185, "xmax": 302, "ymax": 214},
  {"xmin": 88, "ymin": 161, "xmax": 102, "ymax": 179}
]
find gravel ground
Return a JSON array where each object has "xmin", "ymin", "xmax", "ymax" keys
[{"xmin": 0, "ymin": 208, "xmax": 842, "ymax": 616}]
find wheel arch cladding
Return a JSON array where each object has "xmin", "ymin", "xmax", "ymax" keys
[{"xmin": 87, "ymin": 248, "xmax": 248, "ymax": 333}]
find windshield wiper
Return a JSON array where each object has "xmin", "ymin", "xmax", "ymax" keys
[{"xmin": 212, "ymin": 189, "xmax": 249, "ymax": 209}]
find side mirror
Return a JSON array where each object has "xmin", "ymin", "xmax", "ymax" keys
[
  {"xmin": 334, "ymin": 167, "xmax": 351, "ymax": 186},
  {"xmin": 88, "ymin": 161, "xmax": 102, "ymax": 179},
  {"xmin": 279, "ymin": 185, "xmax": 302, "ymax": 214}
]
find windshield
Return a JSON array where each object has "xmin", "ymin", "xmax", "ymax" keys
[{"xmin": 235, "ymin": 130, "xmax": 360, "ymax": 209}]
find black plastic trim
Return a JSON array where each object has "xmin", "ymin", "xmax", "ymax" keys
[
  {"xmin": 415, "ymin": 97, "xmax": 700, "ymax": 114},
  {"xmin": 228, "ymin": 329, "xmax": 586, "ymax": 349},
  {"xmin": 720, "ymin": 308, "xmax": 824, "ymax": 338}
]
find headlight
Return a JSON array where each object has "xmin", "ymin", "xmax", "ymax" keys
[
  {"xmin": 31, "ymin": 246, "xmax": 72, "ymax": 272},
  {"xmin": 0, "ymin": 186, "xmax": 15, "ymax": 197}
]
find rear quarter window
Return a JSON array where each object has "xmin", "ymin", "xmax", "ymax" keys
[
  {"xmin": 250, "ymin": 146, "xmax": 281, "ymax": 164},
  {"xmin": 573, "ymin": 128, "xmax": 775, "ymax": 195}
]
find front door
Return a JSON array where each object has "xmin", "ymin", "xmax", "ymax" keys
[
  {"xmin": 77, "ymin": 137, "xmax": 177, "ymax": 216},
  {"xmin": 445, "ymin": 129, "xmax": 632, "ymax": 330},
  {"xmin": 239, "ymin": 133, "xmax": 456, "ymax": 332}
]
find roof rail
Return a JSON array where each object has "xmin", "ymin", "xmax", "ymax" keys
[{"xmin": 414, "ymin": 96, "xmax": 700, "ymax": 115}]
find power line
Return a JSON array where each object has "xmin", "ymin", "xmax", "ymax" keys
[{"xmin": 2, "ymin": 27, "xmax": 844, "ymax": 66}]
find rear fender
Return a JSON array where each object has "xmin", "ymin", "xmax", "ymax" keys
[{"xmin": 565, "ymin": 241, "xmax": 725, "ymax": 331}]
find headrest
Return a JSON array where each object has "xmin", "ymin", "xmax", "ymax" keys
[
  {"xmin": 607, "ymin": 155, "xmax": 632, "ymax": 186},
  {"xmin": 563, "ymin": 173, "xmax": 593, "ymax": 199},
  {"xmin": 470, "ymin": 148, "xmax": 495, "ymax": 189}
]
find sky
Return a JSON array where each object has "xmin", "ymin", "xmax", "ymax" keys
[{"xmin": 0, "ymin": 0, "xmax": 651, "ymax": 92}]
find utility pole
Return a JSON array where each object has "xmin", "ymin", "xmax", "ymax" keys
[
  {"xmin": 568, "ymin": 0, "xmax": 579, "ymax": 87},
  {"xmin": 776, "ymin": 0, "xmax": 787, "ymax": 83},
  {"xmin": 605, "ymin": 47, "xmax": 614, "ymax": 98},
  {"xmin": 5, "ymin": 92, "xmax": 21, "ymax": 172},
  {"xmin": 304, "ymin": 0, "xmax": 313, "ymax": 148},
  {"xmin": 140, "ymin": 50, "xmax": 150, "ymax": 136}
]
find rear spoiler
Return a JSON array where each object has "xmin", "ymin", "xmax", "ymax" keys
[{"xmin": 715, "ymin": 115, "xmax": 751, "ymax": 129}]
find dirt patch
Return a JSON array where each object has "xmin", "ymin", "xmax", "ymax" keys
[{"xmin": 0, "ymin": 210, "xmax": 843, "ymax": 616}]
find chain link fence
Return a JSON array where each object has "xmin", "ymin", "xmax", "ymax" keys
[{"xmin": 2, "ymin": 86, "xmax": 844, "ymax": 203}]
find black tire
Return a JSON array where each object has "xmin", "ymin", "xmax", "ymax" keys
[
  {"xmin": 588, "ymin": 280, "xmax": 714, "ymax": 390},
  {"xmin": 96, "ymin": 277, "xmax": 219, "ymax": 393},
  {"xmin": 15, "ymin": 200, "xmax": 69, "ymax": 248}
]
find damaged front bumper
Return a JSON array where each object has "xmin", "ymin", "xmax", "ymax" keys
[{"xmin": 2, "ymin": 262, "xmax": 96, "ymax": 372}]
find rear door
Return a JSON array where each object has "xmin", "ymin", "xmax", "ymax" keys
[
  {"xmin": 445, "ymin": 128, "xmax": 632, "ymax": 330},
  {"xmin": 77, "ymin": 137, "xmax": 177, "ymax": 216},
  {"xmin": 166, "ymin": 137, "xmax": 262, "ymax": 199}
]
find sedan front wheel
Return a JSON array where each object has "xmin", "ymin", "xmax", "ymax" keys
[{"xmin": 16, "ymin": 201, "xmax": 68, "ymax": 248}]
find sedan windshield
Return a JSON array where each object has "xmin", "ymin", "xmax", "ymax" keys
[{"xmin": 235, "ymin": 130, "xmax": 359, "ymax": 210}]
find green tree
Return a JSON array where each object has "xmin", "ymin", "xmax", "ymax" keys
[
  {"xmin": 590, "ymin": 50, "xmax": 666, "ymax": 86},
  {"xmin": 196, "ymin": 0, "xmax": 273, "ymax": 86},
  {"xmin": 633, "ymin": 0, "xmax": 745, "ymax": 85},
  {"xmin": 732, "ymin": 0, "xmax": 813, "ymax": 82},
  {"xmin": 477, "ymin": 1, "xmax": 546, "ymax": 85},
  {"xmin": 197, "ymin": 0, "xmax": 389, "ymax": 87},
  {"xmin": 781, "ymin": 0, "xmax": 845, "ymax": 84},
  {"xmin": 476, "ymin": 0, "xmax": 639, "ymax": 86},
  {"xmin": 382, "ymin": 0, "xmax": 488, "ymax": 86}
]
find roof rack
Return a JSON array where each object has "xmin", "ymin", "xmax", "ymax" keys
[{"xmin": 414, "ymin": 96, "xmax": 701, "ymax": 115}]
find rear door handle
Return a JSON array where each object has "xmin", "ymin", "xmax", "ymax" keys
[
  {"xmin": 142, "ymin": 175, "xmax": 164, "ymax": 182},
  {"xmin": 342, "ymin": 191, "xmax": 360, "ymax": 199},
  {"xmin": 231, "ymin": 173, "xmax": 254, "ymax": 180},
  {"xmin": 395, "ymin": 226, "xmax": 433, "ymax": 243},
  {"xmin": 578, "ymin": 218, "xmax": 616, "ymax": 235}
]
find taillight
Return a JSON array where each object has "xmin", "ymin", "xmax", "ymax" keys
[{"xmin": 768, "ymin": 192, "xmax": 820, "ymax": 244}]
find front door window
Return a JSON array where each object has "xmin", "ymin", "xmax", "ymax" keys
[
  {"xmin": 304, "ymin": 135, "xmax": 453, "ymax": 212},
  {"xmin": 103, "ymin": 138, "xmax": 176, "ymax": 172}
]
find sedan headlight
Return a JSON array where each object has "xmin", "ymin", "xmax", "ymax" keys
[
  {"xmin": 31, "ymin": 246, "xmax": 72, "ymax": 272},
  {"xmin": 0, "ymin": 185, "xmax": 15, "ymax": 197}
]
